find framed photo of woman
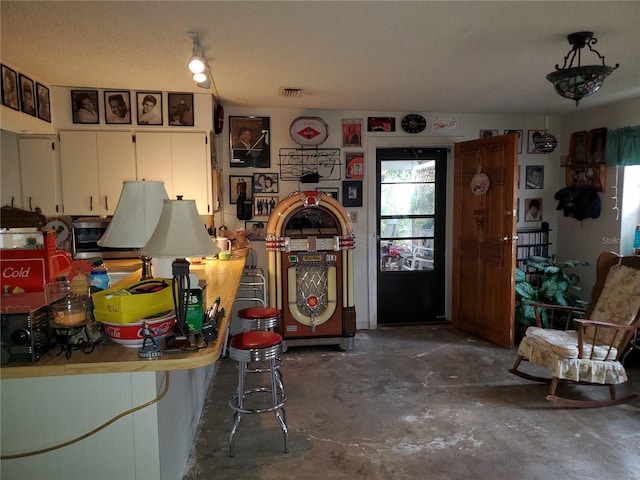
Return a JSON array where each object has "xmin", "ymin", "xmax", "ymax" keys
[
  {"xmin": 1, "ymin": 64, "xmax": 19, "ymax": 111},
  {"xmin": 19, "ymin": 74, "xmax": 36, "ymax": 117},
  {"xmin": 71, "ymin": 89, "xmax": 99, "ymax": 124},
  {"xmin": 253, "ymin": 173, "xmax": 279, "ymax": 193},
  {"xmin": 230, "ymin": 116, "xmax": 271, "ymax": 168}
]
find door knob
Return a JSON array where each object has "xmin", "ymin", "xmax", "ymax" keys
[{"xmin": 501, "ymin": 235, "xmax": 518, "ymax": 243}]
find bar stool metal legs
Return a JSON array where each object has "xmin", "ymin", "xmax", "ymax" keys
[{"xmin": 228, "ymin": 330, "xmax": 288, "ymax": 457}]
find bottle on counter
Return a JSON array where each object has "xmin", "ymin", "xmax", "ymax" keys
[{"xmin": 89, "ymin": 260, "xmax": 110, "ymax": 293}]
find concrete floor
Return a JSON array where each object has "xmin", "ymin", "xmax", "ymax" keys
[{"xmin": 183, "ymin": 325, "xmax": 640, "ymax": 480}]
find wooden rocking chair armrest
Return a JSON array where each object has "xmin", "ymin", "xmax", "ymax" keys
[
  {"xmin": 574, "ymin": 319, "xmax": 636, "ymax": 359},
  {"xmin": 529, "ymin": 303, "xmax": 587, "ymax": 329}
]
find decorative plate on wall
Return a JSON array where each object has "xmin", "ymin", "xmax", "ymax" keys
[{"xmin": 289, "ymin": 116, "xmax": 329, "ymax": 146}]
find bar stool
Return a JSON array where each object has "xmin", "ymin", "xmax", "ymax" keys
[
  {"xmin": 236, "ymin": 306, "xmax": 284, "ymax": 393},
  {"xmin": 228, "ymin": 330, "xmax": 288, "ymax": 457}
]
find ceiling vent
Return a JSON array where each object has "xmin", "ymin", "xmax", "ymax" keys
[{"xmin": 278, "ymin": 87, "xmax": 304, "ymax": 98}]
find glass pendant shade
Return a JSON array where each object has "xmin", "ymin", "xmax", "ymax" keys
[
  {"xmin": 534, "ymin": 133, "xmax": 558, "ymax": 154},
  {"xmin": 546, "ymin": 31, "xmax": 619, "ymax": 106},
  {"xmin": 98, "ymin": 180, "xmax": 168, "ymax": 248},
  {"xmin": 141, "ymin": 197, "xmax": 219, "ymax": 259}
]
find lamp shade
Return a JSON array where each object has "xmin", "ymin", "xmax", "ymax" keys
[
  {"xmin": 98, "ymin": 180, "xmax": 168, "ymax": 248},
  {"xmin": 141, "ymin": 198, "xmax": 219, "ymax": 258}
]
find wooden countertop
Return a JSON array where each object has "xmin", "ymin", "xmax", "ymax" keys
[{"xmin": 0, "ymin": 257, "xmax": 246, "ymax": 379}]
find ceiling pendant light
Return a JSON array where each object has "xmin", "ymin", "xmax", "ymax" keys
[
  {"xmin": 546, "ymin": 31, "xmax": 619, "ymax": 106},
  {"xmin": 534, "ymin": 114, "xmax": 558, "ymax": 154}
]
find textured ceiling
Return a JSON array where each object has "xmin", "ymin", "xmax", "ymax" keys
[{"xmin": 1, "ymin": 1, "xmax": 639, "ymax": 114}]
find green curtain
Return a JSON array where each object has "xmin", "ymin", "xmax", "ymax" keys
[{"xmin": 605, "ymin": 125, "xmax": 640, "ymax": 166}]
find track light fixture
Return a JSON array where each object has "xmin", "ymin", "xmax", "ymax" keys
[{"xmin": 188, "ymin": 32, "xmax": 213, "ymax": 89}]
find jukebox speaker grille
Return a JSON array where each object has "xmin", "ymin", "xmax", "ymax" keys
[{"xmin": 296, "ymin": 265, "xmax": 329, "ymax": 317}]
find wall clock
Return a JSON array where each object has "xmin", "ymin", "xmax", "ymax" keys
[
  {"xmin": 289, "ymin": 116, "xmax": 329, "ymax": 146},
  {"xmin": 401, "ymin": 114, "xmax": 427, "ymax": 134}
]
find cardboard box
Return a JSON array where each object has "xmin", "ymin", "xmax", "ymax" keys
[
  {"xmin": 186, "ymin": 278, "xmax": 206, "ymax": 332},
  {"xmin": 93, "ymin": 279, "xmax": 175, "ymax": 324}
]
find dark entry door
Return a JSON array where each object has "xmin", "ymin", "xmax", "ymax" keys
[{"xmin": 376, "ymin": 147, "xmax": 447, "ymax": 324}]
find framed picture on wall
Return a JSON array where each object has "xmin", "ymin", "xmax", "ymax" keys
[
  {"xmin": 342, "ymin": 118, "xmax": 362, "ymax": 147},
  {"xmin": 18, "ymin": 74, "xmax": 36, "ymax": 117},
  {"xmin": 1, "ymin": 64, "xmax": 19, "ymax": 111},
  {"xmin": 316, "ymin": 187, "xmax": 339, "ymax": 200},
  {"xmin": 229, "ymin": 116, "xmax": 271, "ymax": 168},
  {"xmin": 346, "ymin": 152, "xmax": 364, "ymax": 179},
  {"xmin": 229, "ymin": 175, "xmax": 253, "ymax": 204},
  {"xmin": 168, "ymin": 92, "xmax": 194, "ymax": 126},
  {"xmin": 254, "ymin": 195, "xmax": 278, "ymax": 217},
  {"xmin": 525, "ymin": 165, "xmax": 544, "ymax": 189},
  {"xmin": 504, "ymin": 129, "xmax": 523, "ymax": 154},
  {"xmin": 527, "ymin": 130, "xmax": 545, "ymax": 154},
  {"xmin": 71, "ymin": 89, "xmax": 99, "ymax": 124},
  {"xmin": 104, "ymin": 90, "xmax": 131, "ymax": 124},
  {"xmin": 35, "ymin": 82, "xmax": 51, "ymax": 122},
  {"xmin": 253, "ymin": 172, "xmax": 279, "ymax": 193},
  {"xmin": 245, "ymin": 220, "xmax": 267, "ymax": 241},
  {"xmin": 136, "ymin": 92, "xmax": 163, "ymax": 125},
  {"xmin": 342, "ymin": 180, "xmax": 363, "ymax": 207},
  {"xmin": 524, "ymin": 197, "xmax": 543, "ymax": 222}
]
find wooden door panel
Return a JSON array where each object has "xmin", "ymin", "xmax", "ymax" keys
[{"xmin": 453, "ymin": 134, "xmax": 518, "ymax": 348}]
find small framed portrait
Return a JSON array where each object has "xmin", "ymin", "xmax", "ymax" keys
[
  {"xmin": 230, "ymin": 116, "xmax": 271, "ymax": 168},
  {"xmin": 346, "ymin": 152, "xmax": 364, "ymax": 179},
  {"xmin": 504, "ymin": 129, "xmax": 523, "ymax": 154},
  {"xmin": 136, "ymin": 92, "xmax": 163, "ymax": 126},
  {"xmin": 18, "ymin": 74, "xmax": 36, "ymax": 117},
  {"xmin": 342, "ymin": 180, "xmax": 363, "ymax": 207},
  {"xmin": 245, "ymin": 220, "xmax": 267, "ymax": 241},
  {"xmin": 71, "ymin": 89, "xmax": 99, "ymax": 124},
  {"xmin": 367, "ymin": 117, "xmax": 395, "ymax": 132},
  {"xmin": 524, "ymin": 197, "xmax": 543, "ymax": 222},
  {"xmin": 569, "ymin": 131, "xmax": 589, "ymax": 164},
  {"xmin": 253, "ymin": 173, "xmax": 279, "ymax": 193},
  {"xmin": 35, "ymin": 83, "xmax": 51, "ymax": 122},
  {"xmin": 104, "ymin": 90, "xmax": 131, "ymax": 124},
  {"xmin": 342, "ymin": 119, "xmax": 362, "ymax": 147},
  {"xmin": 1, "ymin": 64, "xmax": 20, "ymax": 111},
  {"xmin": 229, "ymin": 175, "xmax": 253, "ymax": 204},
  {"xmin": 254, "ymin": 195, "xmax": 279, "ymax": 217},
  {"xmin": 525, "ymin": 165, "xmax": 544, "ymax": 189},
  {"xmin": 316, "ymin": 187, "xmax": 339, "ymax": 200},
  {"xmin": 527, "ymin": 130, "xmax": 545, "ymax": 154},
  {"xmin": 479, "ymin": 129, "xmax": 498, "ymax": 139},
  {"xmin": 168, "ymin": 92, "xmax": 194, "ymax": 126}
]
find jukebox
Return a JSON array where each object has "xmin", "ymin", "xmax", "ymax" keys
[{"xmin": 266, "ymin": 191, "xmax": 356, "ymax": 350}]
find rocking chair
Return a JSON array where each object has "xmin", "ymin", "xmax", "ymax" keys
[{"xmin": 509, "ymin": 251, "xmax": 640, "ymax": 408}]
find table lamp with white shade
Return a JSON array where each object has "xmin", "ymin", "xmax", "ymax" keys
[
  {"xmin": 97, "ymin": 180, "xmax": 169, "ymax": 280},
  {"xmin": 141, "ymin": 196, "xmax": 219, "ymax": 349}
]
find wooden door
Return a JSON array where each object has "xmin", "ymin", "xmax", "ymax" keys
[{"xmin": 452, "ymin": 134, "xmax": 518, "ymax": 347}]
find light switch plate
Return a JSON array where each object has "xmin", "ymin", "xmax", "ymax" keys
[{"xmin": 350, "ymin": 211, "xmax": 358, "ymax": 223}]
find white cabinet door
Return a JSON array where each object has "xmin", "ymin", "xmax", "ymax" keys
[
  {"xmin": 60, "ymin": 130, "xmax": 99, "ymax": 215},
  {"xmin": 18, "ymin": 135, "xmax": 63, "ymax": 216},
  {"xmin": 135, "ymin": 132, "xmax": 211, "ymax": 215},
  {"xmin": 135, "ymin": 132, "xmax": 173, "ymax": 195},
  {"xmin": 1, "ymin": 130, "xmax": 22, "ymax": 209},
  {"xmin": 96, "ymin": 132, "xmax": 136, "ymax": 215},
  {"xmin": 60, "ymin": 131, "xmax": 135, "ymax": 216},
  {"xmin": 170, "ymin": 132, "xmax": 210, "ymax": 214}
]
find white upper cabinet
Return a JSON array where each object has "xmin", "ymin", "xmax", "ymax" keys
[
  {"xmin": 135, "ymin": 131, "xmax": 211, "ymax": 215},
  {"xmin": 59, "ymin": 131, "xmax": 136, "ymax": 216},
  {"xmin": 18, "ymin": 135, "xmax": 63, "ymax": 216}
]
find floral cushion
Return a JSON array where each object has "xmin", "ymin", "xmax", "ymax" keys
[{"xmin": 518, "ymin": 329, "xmax": 627, "ymax": 384}]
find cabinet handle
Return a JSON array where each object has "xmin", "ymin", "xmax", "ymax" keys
[
  {"xmin": 11, "ymin": 196, "xmax": 14, "ymax": 207},
  {"xmin": 56, "ymin": 204, "xmax": 59, "ymax": 213},
  {"xmin": 29, "ymin": 197, "xmax": 32, "ymax": 211},
  {"xmin": 90, "ymin": 196, "xmax": 93, "ymax": 211},
  {"xmin": 105, "ymin": 196, "xmax": 109, "ymax": 212}
]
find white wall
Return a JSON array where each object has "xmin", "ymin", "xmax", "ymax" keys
[
  {"xmin": 216, "ymin": 107, "xmax": 563, "ymax": 328},
  {"xmin": 556, "ymin": 97, "xmax": 640, "ymax": 299}
]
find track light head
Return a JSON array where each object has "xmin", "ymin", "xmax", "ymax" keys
[{"xmin": 189, "ymin": 55, "xmax": 206, "ymax": 74}]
